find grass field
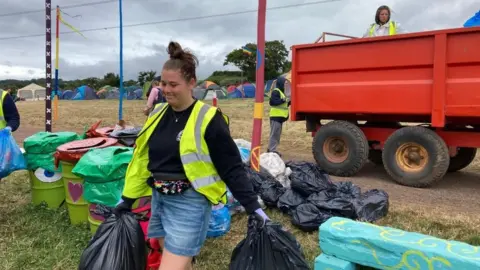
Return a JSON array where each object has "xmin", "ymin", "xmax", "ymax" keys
[{"xmin": 1, "ymin": 99, "xmax": 479, "ymax": 270}]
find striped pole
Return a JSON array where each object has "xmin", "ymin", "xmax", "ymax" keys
[
  {"xmin": 45, "ymin": 0, "xmax": 52, "ymax": 132},
  {"xmin": 250, "ymin": 0, "xmax": 267, "ymax": 172},
  {"xmin": 53, "ymin": 6, "xmax": 60, "ymax": 122}
]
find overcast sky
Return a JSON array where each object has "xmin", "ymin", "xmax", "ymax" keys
[{"xmin": 0, "ymin": 0, "xmax": 477, "ymax": 81}]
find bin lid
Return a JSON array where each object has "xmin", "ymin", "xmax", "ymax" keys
[
  {"xmin": 85, "ymin": 120, "xmax": 133, "ymax": 138},
  {"xmin": 96, "ymin": 127, "xmax": 115, "ymax": 137},
  {"xmin": 54, "ymin": 137, "xmax": 118, "ymax": 164}
]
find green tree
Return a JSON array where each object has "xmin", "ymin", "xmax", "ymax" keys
[
  {"xmin": 83, "ymin": 77, "xmax": 101, "ymax": 89},
  {"xmin": 137, "ymin": 70, "xmax": 156, "ymax": 85},
  {"xmin": 223, "ymin": 40, "xmax": 290, "ymax": 81},
  {"xmin": 102, "ymin": 72, "xmax": 120, "ymax": 87}
]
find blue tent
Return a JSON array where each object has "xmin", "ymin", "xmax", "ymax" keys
[
  {"xmin": 134, "ymin": 89, "xmax": 143, "ymax": 99},
  {"xmin": 61, "ymin": 90, "xmax": 75, "ymax": 100},
  {"xmin": 464, "ymin": 10, "xmax": 480, "ymax": 27},
  {"xmin": 243, "ymin": 84, "xmax": 256, "ymax": 98},
  {"xmin": 228, "ymin": 88, "xmax": 244, "ymax": 98},
  {"xmin": 72, "ymin": 85, "xmax": 97, "ymax": 100},
  {"xmin": 265, "ymin": 80, "xmax": 275, "ymax": 96}
]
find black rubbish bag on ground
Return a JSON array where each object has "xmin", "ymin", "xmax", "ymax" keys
[
  {"xmin": 354, "ymin": 189, "xmax": 389, "ymax": 222},
  {"xmin": 291, "ymin": 203, "xmax": 333, "ymax": 232},
  {"xmin": 259, "ymin": 180, "xmax": 286, "ymax": 207},
  {"xmin": 334, "ymin": 181, "xmax": 361, "ymax": 198},
  {"xmin": 229, "ymin": 215, "xmax": 310, "ymax": 270},
  {"xmin": 287, "ymin": 161, "xmax": 333, "ymax": 197},
  {"xmin": 306, "ymin": 189, "xmax": 358, "ymax": 219},
  {"xmin": 277, "ymin": 189, "xmax": 306, "ymax": 215},
  {"xmin": 78, "ymin": 206, "xmax": 146, "ymax": 270},
  {"xmin": 244, "ymin": 164, "xmax": 276, "ymax": 193}
]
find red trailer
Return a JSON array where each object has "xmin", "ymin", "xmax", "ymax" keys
[{"xmin": 290, "ymin": 26, "xmax": 480, "ymax": 187}]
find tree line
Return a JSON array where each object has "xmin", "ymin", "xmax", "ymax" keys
[{"xmin": 1, "ymin": 40, "xmax": 290, "ymax": 93}]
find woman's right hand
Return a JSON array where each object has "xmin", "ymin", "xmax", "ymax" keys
[
  {"xmin": 114, "ymin": 198, "xmax": 134, "ymax": 216},
  {"xmin": 143, "ymin": 107, "xmax": 151, "ymax": 116}
]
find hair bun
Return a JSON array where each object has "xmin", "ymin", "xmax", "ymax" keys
[{"xmin": 167, "ymin": 41, "xmax": 184, "ymax": 59}]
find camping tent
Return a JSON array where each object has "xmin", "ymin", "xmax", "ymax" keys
[
  {"xmin": 464, "ymin": 10, "xmax": 480, "ymax": 27},
  {"xmin": 72, "ymin": 85, "xmax": 97, "ymax": 100},
  {"xmin": 193, "ymin": 87, "xmax": 228, "ymax": 100},
  {"xmin": 227, "ymin": 83, "xmax": 257, "ymax": 99},
  {"xmin": 264, "ymin": 80, "xmax": 275, "ymax": 96},
  {"xmin": 96, "ymin": 85, "xmax": 115, "ymax": 99},
  {"xmin": 197, "ymin": 80, "xmax": 217, "ymax": 89},
  {"xmin": 61, "ymin": 90, "xmax": 75, "ymax": 100},
  {"xmin": 17, "ymin": 83, "xmax": 46, "ymax": 100},
  {"xmin": 242, "ymin": 84, "xmax": 256, "ymax": 98},
  {"xmin": 133, "ymin": 89, "xmax": 143, "ymax": 100}
]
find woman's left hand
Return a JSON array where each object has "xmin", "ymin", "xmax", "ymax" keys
[{"xmin": 254, "ymin": 208, "xmax": 270, "ymax": 222}]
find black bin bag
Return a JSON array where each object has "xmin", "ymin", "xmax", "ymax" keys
[
  {"xmin": 229, "ymin": 215, "xmax": 310, "ymax": 270},
  {"xmin": 78, "ymin": 206, "xmax": 146, "ymax": 270},
  {"xmin": 287, "ymin": 161, "xmax": 333, "ymax": 197}
]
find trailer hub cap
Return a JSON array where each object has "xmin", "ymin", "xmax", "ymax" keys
[
  {"xmin": 396, "ymin": 143, "xmax": 429, "ymax": 172},
  {"xmin": 323, "ymin": 137, "xmax": 349, "ymax": 163}
]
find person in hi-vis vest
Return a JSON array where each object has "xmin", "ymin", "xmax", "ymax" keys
[
  {"xmin": 363, "ymin": 5, "xmax": 406, "ymax": 37},
  {"xmin": 267, "ymin": 76, "xmax": 290, "ymax": 155},
  {"xmin": 0, "ymin": 88, "xmax": 20, "ymax": 133},
  {"xmin": 115, "ymin": 41, "xmax": 269, "ymax": 270}
]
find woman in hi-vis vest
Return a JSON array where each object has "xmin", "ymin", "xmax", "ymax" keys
[
  {"xmin": 115, "ymin": 41, "xmax": 269, "ymax": 270},
  {"xmin": 363, "ymin": 5, "xmax": 406, "ymax": 37}
]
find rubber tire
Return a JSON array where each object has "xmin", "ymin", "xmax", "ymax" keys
[
  {"xmin": 364, "ymin": 121, "xmax": 402, "ymax": 166},
  {"xmin": 447, "ymin": 147, "xmax": 477, "ymax": 172},
  {"xmin": 312, "ymin": 120, "xmax": 369, "ymax": 177},
  {"xmin": 382, "ymin": 126, "xmax": 449, "ymax": 188}
]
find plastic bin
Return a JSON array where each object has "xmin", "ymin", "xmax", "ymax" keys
[
  {"xmin": 55, "ymin": 137, "xmax": 118, "ymax": 225},
  {"xmin": 29, "ymin": 169, "xmax": 64, "ymax": 208},
  {"xmin": 24, "ymin": 131, "xmax": 80, "ymax": 208}
]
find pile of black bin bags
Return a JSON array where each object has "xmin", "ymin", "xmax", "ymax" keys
[{"xmin": 245, "ymin": 161, "xmax": 389, "ymax": 232}]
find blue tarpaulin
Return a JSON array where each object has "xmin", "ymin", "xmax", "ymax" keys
[{"xmin": 464, "ymin": 10, "xmax": 480, "ymax": 27}]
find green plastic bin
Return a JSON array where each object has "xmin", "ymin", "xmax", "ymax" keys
[
  {"xmin": 88, "ymin": 203, "xmax": 103, "ymax": 234},
  {"xmin": 29, "ymin": 169, "xmax": 65, "ymax": 208},
  {"xmin": 62, "ymin": 161, "xmax": 88, "ymax": 225},
  {"xmin": 56, "ymin": 137, "xmax": 119, "ymax": 225}
]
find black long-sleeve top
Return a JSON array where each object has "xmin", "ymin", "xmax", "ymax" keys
[
  {"xmin": 1, "ymin": 93, "xmax": 20, "ymax": 132},
  {"xmin": 146, "ymin": 100, "xmax": 261, "ymax": 214}
]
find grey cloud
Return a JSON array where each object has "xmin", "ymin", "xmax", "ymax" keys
[
  {"xmin": 0, "ymin": 0, "xmax": 477, "ymax": 81},
  {"xmin": 56, "ymin": 42, "xmax": 232, "ymax": 80}
]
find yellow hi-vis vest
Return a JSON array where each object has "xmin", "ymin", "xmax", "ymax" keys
[
  {"xmin": 269, "ymin": 88, "xmax": 289, "ymax": 118},
  {"xmin": 122, "ymin": 101, "xmax": 229, "ymax": 205},
  {"xmin": 0, "ymin": 89, "xmax": 7, "ymax": 129},
  {"xmin": 369, "ymin": 21, "xmax": 396, "ymax": 37}
]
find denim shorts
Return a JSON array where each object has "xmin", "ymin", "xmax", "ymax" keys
[{"xmin": 147, "ymin": 187, "xmax": 212, "ymax": 257}]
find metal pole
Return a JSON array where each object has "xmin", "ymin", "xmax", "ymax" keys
[
  {"xmin": 45, "ymin": 0, "xmax": 52, "ymax": 132},
  {"xmin": 250, "ymin": 0, "xmax": 266, "ymax": 172},
  {"xmin": 118, "ymin": 0, "xmax": 124, "ymax": 125}
]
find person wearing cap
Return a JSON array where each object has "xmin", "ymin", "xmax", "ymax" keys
[
  {"xmin": 363, "ymin": 5, "xmax": 406, "ymax": 37},
  {"xmin": 267, "ymin": 76, "xmax": 290, "ymax": 155}
]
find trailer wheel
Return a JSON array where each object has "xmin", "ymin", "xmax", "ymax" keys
[
  {"xmin": 448, "ymin": 147, "xmax": 477, "ymax": 172},
  {"xmin": 312, "ymin": 120, "xmax": 369, "ymax": 177},
  {"xmin": 382, "ymin": 126, "xmax": 449, "ymax": 187}
]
